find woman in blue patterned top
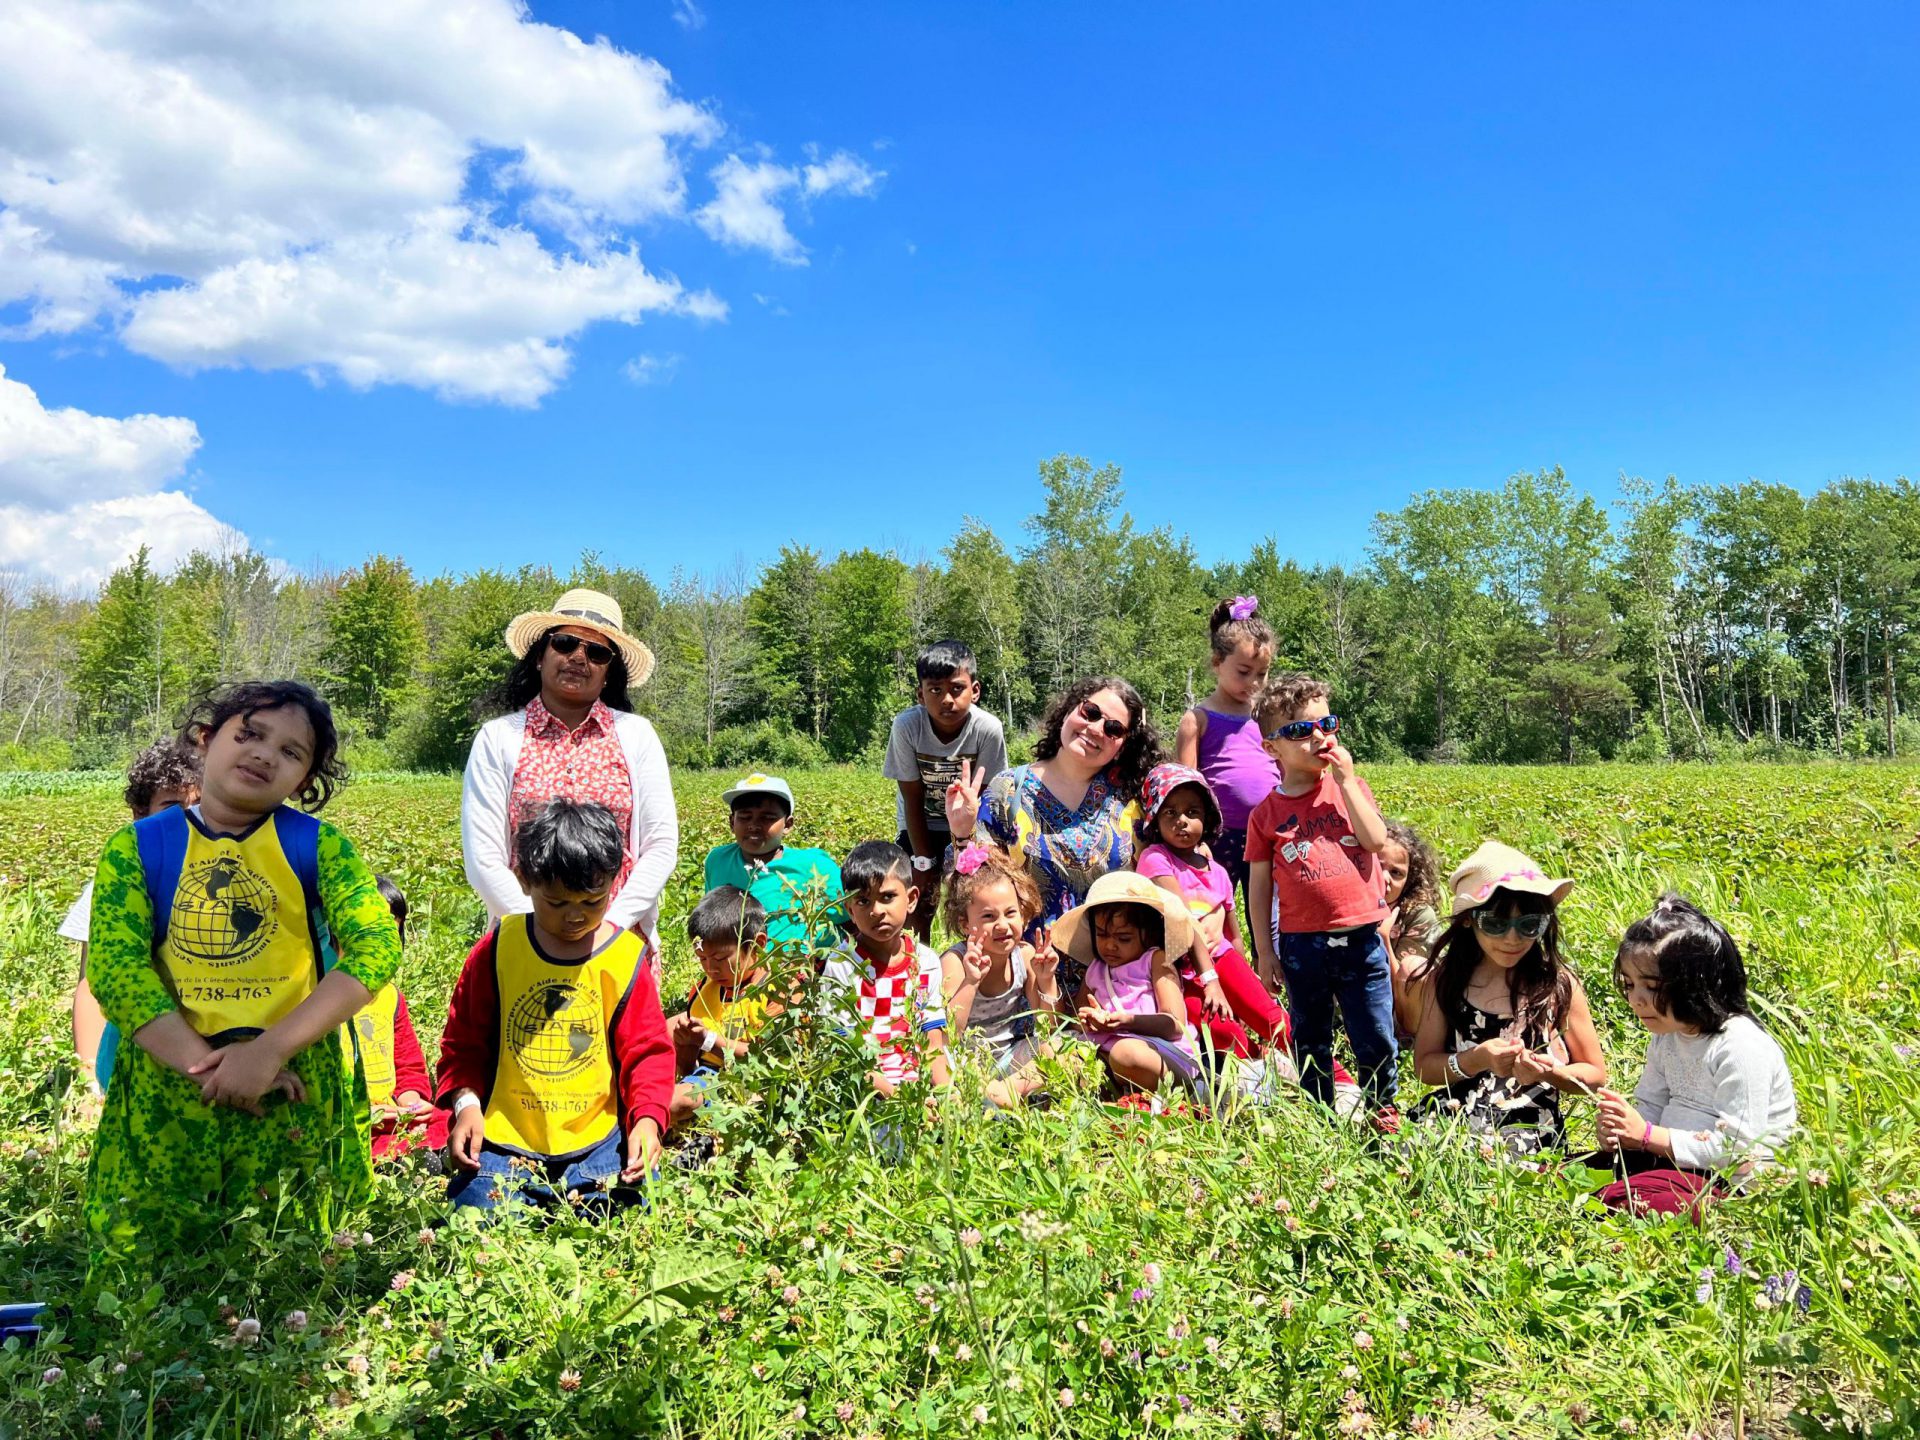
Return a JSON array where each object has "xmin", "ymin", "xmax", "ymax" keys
[{"xmin": 944, "ymin": 676, "xmax": 1164, "ymax": 998}]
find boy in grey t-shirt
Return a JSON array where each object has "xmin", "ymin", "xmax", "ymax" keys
[{"xmin": 884, "ymin": 640, "xmax": 1008, "ymax": 939}]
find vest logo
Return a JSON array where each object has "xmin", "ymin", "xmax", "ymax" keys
[
  {"xmin": 171, "ymin": 856, "xmax": 277, "ymax": 967},
  {"xmin": 507, "ymin": 981, "xmax": 601, "ymax": 1079}
]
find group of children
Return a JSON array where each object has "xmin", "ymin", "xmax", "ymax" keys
[{"xmin": 66, "ymin": 613, "xmax": 1800, "ymax": 1263}]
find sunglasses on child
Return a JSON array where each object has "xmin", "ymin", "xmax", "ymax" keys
[
  {"xmin": 546, "ymin": 632, "xmax": 616, "ymax": 666},
  {"xmin": 1470, "ymin": 910, "xmax": 1553, "ymax": 939},
  {"xmin": 1077, "ymin": 701, "xmax": 1130, "ymax": 740},
  {"xmin": 1265, "ymin": 714, "xmax": 1340, "ymax": 742}
]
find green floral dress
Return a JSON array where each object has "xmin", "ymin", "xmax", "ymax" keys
[{"xmin": 82, "ymin": 816, "xmax": 402, "ymax": 1265}]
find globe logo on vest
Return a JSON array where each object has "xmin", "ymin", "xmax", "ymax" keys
[
  {"xmin": 170, "ymin": 857, "xmax": 277, "ymax": 967},
  {"xmin": 507, "ymin": 981, "xmax": 600, "ymax": 1079}
]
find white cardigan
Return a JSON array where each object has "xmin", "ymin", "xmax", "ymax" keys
[{"xmin": 460, "ymin": 706, "xmax": 680, "ymax": 947}]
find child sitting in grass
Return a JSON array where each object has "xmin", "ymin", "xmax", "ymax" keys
[
  {"xmin": 1381, "ymin": 818, "xmax": 1444, "ymax": 1043},
  {"xmin": 355, "ymin": 876, "xmax": 447, "ymax": 1162},
  {"xmin": 439, "ymin": 799, "xmax": 671, "ymax": 1213},
  {"xmin": 704, "ymin": 773, "xmax": 845, "ymax": 964},
  {"xmin": 818, "ymin": 841, "xmax": 951, "ymax": 1098},
  {"xmin": 669, "ymin": 886, "xmax": 780, "ymax": 1127},
  {"xmin": 1591, "ymin": 893, "xmax": 1798, "ymax": 1219},
  {"xmin": 939, "ymin": 843, "xmax": 1063, "ymax": 1106}
]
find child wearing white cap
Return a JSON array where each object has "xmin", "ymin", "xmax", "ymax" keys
[{"xmin": 702, "ymin": 773, "xmax": 846, "ymax": 964}]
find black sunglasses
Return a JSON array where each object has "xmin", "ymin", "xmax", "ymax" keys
[
  {"xmin": 1266, "ymin": 714, "xmax": 1340, "ymax": 743},
  {"xmin": 1076, "ymin": 700, "xmax": 1129, "ymax": 740},
  {"xmin": 1471, "ymin": 910, "xmax": 1552, "ymax": 939},
  {"xmin": 547, "ymin": 632, "xmax": 615, "ymax": 666}
]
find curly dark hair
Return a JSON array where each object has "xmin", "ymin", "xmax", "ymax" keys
[
  {"xmin": 1252, "ymin": 672, "xmax": 1332, "ymax": 730},
  {"xmin": 1426, "ymin": 888, "xmax": 1572, "ymax": 1039},
  {"xmin": 180, "ymin": 681, "xmax": 345, "ymax": 812},
  {"xmin": 1383, "ymin": 818, "xmax": 1439, "ymax": 915},
  {"xmin": 1032, "ymin": 676, "xmax": 1164, "ymax": 802},
  {"xmin": 941, "ymin": 843, "xmax": 1042, "ymax": 938},
  {"xmin": 1613, "ymin": 892, "xmax": 1753, "ymax": 1035},
  {"xmin": 481, "ymin": 627, "xmax": 633, "ymax": 719},
  {"xmin": 123, "ymin": 738, "xmax": 202, "ymax": 815}
]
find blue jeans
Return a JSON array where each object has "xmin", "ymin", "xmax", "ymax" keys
[
  {"xmin": 1277, "ymin": 928, "xmax": 1397, "ymax": 1109},
  {"xmin": 446, "ymin": 1127, "xmax": 631, "ymax": 1215}
]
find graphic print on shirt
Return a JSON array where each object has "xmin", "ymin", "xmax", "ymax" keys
[
  {"xmin": 910, "ymin": 749, "xmax": 981, "ymax": 821},
  {"xmin": 1268, "ymin": 807, "xmax": 1364, "ymax": 886},
  {"xmin": 506, "ymin": 981, "xmax": 603, "ymax": 1080},
  {"xmin": 171, "ymin": 856, "xmax": 278, "ymax": 967}
]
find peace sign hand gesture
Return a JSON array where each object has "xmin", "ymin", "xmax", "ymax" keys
[
  {"xmin": 956, "ymin": 927, "xmax": 992, "ymax": 987},
  {"xmin": 944, "ymin": 758, "xmax": 987, "ymax": 838}
]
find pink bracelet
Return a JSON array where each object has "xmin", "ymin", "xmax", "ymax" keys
[{"xmin": 1641, "ymin": 1119, "xmax": 1653, "ymax": 1148}]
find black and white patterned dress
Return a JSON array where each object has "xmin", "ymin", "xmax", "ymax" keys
[{"xmin": 1411, "ymin": 999, "xmax": 1568, "ymax": 1154}]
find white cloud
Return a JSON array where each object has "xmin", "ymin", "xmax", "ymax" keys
[
  {"xmin": 0, "ymin": 0, "xmax": 872, "ymax": 405},
  {"xmin": 672, "ymin": 0, "xmax": 707, "ymax": 30},
  {"xmin": 0, "ymin": 365, "xmax": 238, "ymax": 587},
  {"xmin": 621, "ymin": 353, "xmax": 681, "ymax": 386},
  {"xmin": 696, "ymin": 150, "xmax": 884, "ymax": 264}
]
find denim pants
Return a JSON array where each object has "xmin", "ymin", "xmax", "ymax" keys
[
  {"xmin": 446, "ymin": 1126, "xmax": 629, "ymax": 1214},
  {"xmin": 1277, "ymin": 928, "xmax": 1397, "ymax": 1108}
]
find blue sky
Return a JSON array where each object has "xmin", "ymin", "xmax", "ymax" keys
[{"xmin": 1, "ymin": 2, "xmax": 1915, "ymax": 588}]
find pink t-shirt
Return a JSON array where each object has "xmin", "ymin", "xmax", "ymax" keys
[
  {"xmin": 1136, "ymin": 842, "xmax": 1233, "ymax": 959},
  {"xmin": 1244, "ymin": 774, "xmax": 1386, "ymax": 934}
]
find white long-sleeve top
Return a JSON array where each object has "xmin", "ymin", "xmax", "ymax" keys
[
  {"xmin": 1634, "ymin": 1014, "xmax": 1797, "ymax": 1183},
  {"xmin": 460, "ymin": 706, "xmax": 680, "ymax": 948}
]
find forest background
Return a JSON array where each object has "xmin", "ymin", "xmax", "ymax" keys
[{"xmin": 2, "ymin": 455, "xmax": 1915, "ymax": 776}]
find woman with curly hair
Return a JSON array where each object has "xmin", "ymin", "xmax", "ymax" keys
[{"xmin": 942, "ymin": 676, "xmax": 1164, "ymax": 998}]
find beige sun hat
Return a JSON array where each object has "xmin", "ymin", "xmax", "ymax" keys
[
  {"xmin": 1050, "ymin": 870, "xmax": 1195, "ymax": 968},
  {"xmin": 505, "ymin": 588, "xmax": 656, "ymax": 687},
  {"xmin": 1448, "ymin": 840, "xmax": 1574, "ymax": 914}
]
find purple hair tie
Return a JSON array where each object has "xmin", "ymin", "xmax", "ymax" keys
[{"xmin": 1228, "ymin": 595, "xmax": 1258, "ymax": 621}]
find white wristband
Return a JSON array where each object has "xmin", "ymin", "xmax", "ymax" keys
[
  {"xmin": 1196, "ymin": 969, "xmax": 1220, "ymax": 987},
  {"xmin": 452, "ymin": 1091, "xmax": 481, "ymax": 1115}
]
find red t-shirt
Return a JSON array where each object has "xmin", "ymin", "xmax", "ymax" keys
[{"xmin": 1244, "ymin": 775, "xmax": 1386, "ymax": 934}]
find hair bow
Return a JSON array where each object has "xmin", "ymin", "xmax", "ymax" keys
[
  {"xmin": 1228, "ymin": 595, "xmax": 1259, "ymax": 621},
  {"xmin": 955, "ymin": 844, "xmax": 991, "ymax": 876}
]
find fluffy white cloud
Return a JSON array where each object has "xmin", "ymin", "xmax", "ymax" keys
[
  {"xmin": 621, "ymin": 353, "xmax": 681, "ymax": 386},
  {"xmin": 0, "ymin": 365, "xmax": 235, "ymax": 588},
  {"xmin": 696, "ymin": 150, "xmax": 885, "ymax": 264},
  {"xmin": 0, "ymin": 0, "xmax": 877, "ymax": 405}
]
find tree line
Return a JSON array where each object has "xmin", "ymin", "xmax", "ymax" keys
[{"xmin": 2, "ymin": 456, "xmax": 1914, "ymax": 773}]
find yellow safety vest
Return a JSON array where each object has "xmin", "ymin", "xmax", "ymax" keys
[
  {"xmin": 160, "ymin": 812, "xmax": 323, "ymax": 1042},
  {"xmin": 348, "ymin": 984, "xmax": 402, "ymax": 1107},
  {"xmin": 485, "ymin": 915, "xmax": 646, "ymax": 1160}
]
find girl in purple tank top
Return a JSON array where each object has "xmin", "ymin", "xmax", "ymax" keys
[{"xmin": 1174, "ymin": 597, "xmax": 1280, "ymax": 917}]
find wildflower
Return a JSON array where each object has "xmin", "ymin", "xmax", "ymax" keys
[
  {"xmin": 1178, "ymin": 1394, "xmax": 1193, "ymax": 1411},
  {"xmin": 1353, "ymin": 1330, "xmax": 1374, "ymax": 1351},
  {"xmin": 41, "ymin": 1366, "xmax": 63, "ymax": 1385},
  {"xmin": 1567, "ymin": 1402, "xmax": 1592, "ymax": 1424},
  {"xmin": 971, "ymin": 1405, "xmax": 990, "ymax": 1425},
  {"xmin": 85, "ymin": 1416, "xmax": 103, "ymax": 1434},
  {"xmin": 1341, "ymin": 1364, "xmax": 1362, "ymax": 1381},
  {"xmin": 333, "ymin": 1231, "xmax": 356, "ymax": 1249},
  {"xmin": 1169, "ymin": 1318, "xmax": 1190, "ymax": 1340},
  {"xmin": 1058, "ymin": 1387, "xmax": 1075, "ymax": 1408},
  {"xmin": 1338, "ymin": 1413, "xmax": 1373, "ymax": 1436},
  {"xmin": 792, "ymin": 1404, "xmax": 807, "ymax": 1422},
  {"xmin": 426, "ymin": 1345, "xmax": 442, "ymax": 1362},
  {"xmin": 1205, "ymin": 1335, "xmax": 1220, "ymax": 1355},
  {"xmin": 360, "ymin": 1230, "xmax": 374, "ymax": 1247},
  {"xmin": 1806, "ymin": 1169, "xmax": 1830, "ymax": 1188},
  {"xmin": 235, "ymin": 1318, "xmax": 262, "ymax": 1346},
  {"xmin": 1278, "ymin": 1296, "xmax": 1295, "ymax": 1319},
  {"xmin": 1100, "ymin": 1337, "xmax": 1116, "ymax": 1358},
  {"xmin": 927, "ymin": 1343, "xmax": 941, "ymax": 1359},
  {"xmin": 1131, "ymin": 1286, "xmax": 1153, "ymax": 1305},
  {"xmin": 283, "ymin": 1310, "xmax": 309, "ymax": 1333},
  {"xmin": 1410, "ymin": 1418, "xmax": 1435, "ymax": 1437},
  {"xmin": 1618, "ymin": 1420, "xmax": 1638, "ymax": 1435},
  {"xmin": 1723, "ymin": 1245, "xmax": 1744, "ymax": 1277},
  {"xmin": 1286, "ymin": 1215, "xmax": 1301, "ymax": 1233},
  {"xmin": 1273, "ymin": 1195, "xmax": 1291, "ymax": 1213},
  {"xmin": 328, "ymin": 1389, "xmax": 353, "ymax": 1408},
  {"xmin": 956, "ymin": 1343, "xmax": 974, "ymax": 1362},
  {"xmin": 1005, "ymin": 1374, "xmax": 1023, "ymax": 1391},
  {"xmin": 1754, "ymin": 1292, "xmax": 1774, "ymax": 1311},
  {"xmin": 837, "ymin": 1401, "xmax": 856, "ymax": 1421},
  {"xmin": 111, "ymin": 1363, "xmax": 126, "ymax": 1375},
  {"xmin": 344, "ymin": 1355, "xmax": 370, "ymax": 1378},
  {"xmin": 782, "ymin": 1285, "xmax": 801, "ymax": 1306},
  {"xmin": 390, "ymin": 1271, "xmax": 414, "ymax": 1292},
  {"xmin": 1142, "ymin": 1262, "xmax": 1163, "ymax": 1285},
  {"xmin": 1795, "ymin": 1283, "xmax": 1813, "ymax": 1313},
  {"xmin": 751, "ymin": 1363, "xmax": 768, "ymax": 1381},
  {"xmin": 1321, "ymin": 1174, "xmax": 1338, "ymax": 1192},
  {"xmin": 558, "ymin": 1369, "xmax": 582, "ymax": 1393},
  {"xmin": 417, "ymin": 1228, "xmax": 436, "ymax": 1246},
  {"xmin": 1695, "ymin": 1270, "xmax": 1714, "ymax": 1305},
  {"xmin": 960, "ymin": 1226, "xmax": 982, "ymax": 1249}
]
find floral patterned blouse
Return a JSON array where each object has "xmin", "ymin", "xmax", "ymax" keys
[
  {"xmin": 508, "ymin": 696, "xmax": 635, "ymax": 897},
  {"xmin": 977, "ymin": 763, "xmax": 1141, "ymax": 994}
]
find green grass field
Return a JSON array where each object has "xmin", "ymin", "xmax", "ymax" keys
[{"xmin": 2, "ymin": 763, "xmax": 1917, "ymax": 1438}]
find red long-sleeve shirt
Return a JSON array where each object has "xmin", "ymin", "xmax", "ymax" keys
[
  {"xmin": 435, "ymin": 925, "xmax": 675, "ymax": 1147},
  {"xmin": 372, "ymin": 988, "xmax": 450, "ymax": 1159}
]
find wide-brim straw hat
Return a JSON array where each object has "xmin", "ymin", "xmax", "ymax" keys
[
  {"xmin": 505, "ymin": 588, "xmax": 655, "ymax": 687},
  {"xmin": 1049, "ymin": 870, "xmax": 1195, "ymax": 967},
  {"xmin": 1448, "ymin": 840, "xmax": 1574, "ymax": 914}
]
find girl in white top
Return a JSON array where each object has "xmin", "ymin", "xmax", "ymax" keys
[
  {"xmin": 939, "ymin": 842, "xmax": 1065, "ymax": 1107},
  {"xmin": 1596, "ymin": 893, "xmax": 1797, "ymax": 1215}
]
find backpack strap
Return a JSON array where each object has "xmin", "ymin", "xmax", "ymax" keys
[
  {"xmin": 274, "ymin": 807, "xmax": 339, "ymax": 976},
  {"xmin": 132, "ymin": 807, "xmax": 190, "ymax": 951}
]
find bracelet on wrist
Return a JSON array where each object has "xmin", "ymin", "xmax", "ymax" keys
[
  {"xmin": 452, "ymin": 1091, "xmax": 481, "ymax": 1115},
  {"xmin": 1445, "ymin": 1051, "xmax": 1467, "ymax": 1083},
  {"xmin": 1641, "ymin": 1119, "xmax": 1653, "ymax": 1149},
  {"xmin": 1196, "ymin": 969, "xmax": 1220, "ymax": 987}
]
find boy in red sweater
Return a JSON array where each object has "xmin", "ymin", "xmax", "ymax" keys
[{"xmin": 437, "ymin": 800, "xmax": 672, "ymax": 1213}]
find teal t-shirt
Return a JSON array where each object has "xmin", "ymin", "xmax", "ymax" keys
[{"xmin": 703, "ymin": 843, "xmax": 846, "ymax": 959}]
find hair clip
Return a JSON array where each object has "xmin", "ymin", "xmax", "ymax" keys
[
  {"xmin": 1228, "ymin": 595, "xmax": 1259, "ymax": 621},
  {"xmin": 955, "ymin": 844, "xmax": 991, "ymax": 876}
]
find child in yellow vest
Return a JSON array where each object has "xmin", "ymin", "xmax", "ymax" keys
[
  {"xmin": 350, "ymin": 876, "xmax": 447, "ymax": 1161},
  {"xmin": 669, "ymin": 886, "xmax": 780, "ymax": 1127},
  {"xmin": 438, "ymin": 799, "xmax": 672, "ymax": 1213},
  {"xmin": 82, "ymin": 682, "xmax": 402, "ymax": 1264}
]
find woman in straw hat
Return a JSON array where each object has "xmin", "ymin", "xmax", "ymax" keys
[
  {"xmin": 1050, "ymin": 871, "xmax": 1209, "ymax": 1102},
  {"xmin": 460, "ymin": 589, "xmax": 679, "ymax": 964}
]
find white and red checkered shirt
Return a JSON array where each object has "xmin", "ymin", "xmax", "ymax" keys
[{"xmin": 819, "ymin": 939, "xmax": 948, "ymax": 1085}]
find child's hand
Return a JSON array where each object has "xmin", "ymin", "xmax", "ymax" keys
[
  {"xmin": 394, "ymin": 1090, "xmax": 432, "ymax": 1115},
  {"xmin": 621, "ymin": 1119, "xmax": 662, "ymax": 1182},
  {"xmin": 189, "ymin": 1039, "xmax": 302, "ymax": 1115},
  {"xmin": 957, "ymin": 929, "xmax": 992, "ymax": 987},
  {"xmin": 1030, "ymin": 927, "xmax": 1060, "ymax": 987},
  {"xmin": 943, "ymin": 760, "xmax": 987, "ymax": 838},
  {"xmin": 869, "ymin": 1070, "xmax": 898, "ymax": 1099},
  {"xmin": 1467, "ymin": 1037, "xmax": 1522, "ymax": 1078},
  {"xmin": 1201, "ymin": 980, "xmax": 1233, "ymax": 1021},
  {"xmin": 1511, "ymin": 1050, "xmax": 1560, "ymax": 1086},
  {"xmin": 1596, "ymin": 1089, "xmax": 1646, "ymax": 1149},
  {"xmin": 1324, "ymin": 743, "xmax": 1357, "ymax": 783},
  {"xmin": 448, "ymin": 1103, "xmax": 485, "ymax": 1173}
]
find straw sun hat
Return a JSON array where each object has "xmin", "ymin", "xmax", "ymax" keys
[
  {"xmin": 1050, "ymin": 870, "xmax": 1195, "ymax": 967},
  {"xmin": 1447, "ymin": 840, "xmax": 1574, "ymax": 914},
  {"xmin": 504, "ymin": 588, "xmax": 656, "ymax": 687}
]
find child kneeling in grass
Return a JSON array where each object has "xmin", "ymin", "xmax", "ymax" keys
[
  {"xmin": 669, "ymin": 886, "xmax": 782, "ymax": 1126},
  {"xmin": 439, "ymin": 799, "xmax": 671, "ymax": 1214},
  {"xmin": 819, "ymin": 841, "xmax": 951, "ymax": 1098},
  {"xmin": 1589, "ymin": 893, "xmax": 1798, "ymax": 1220}
]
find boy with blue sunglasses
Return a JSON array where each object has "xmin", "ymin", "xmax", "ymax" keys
[{"xmin": 1245, "ymin": 673, "xmax": 1397, "ymax": 1130}]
